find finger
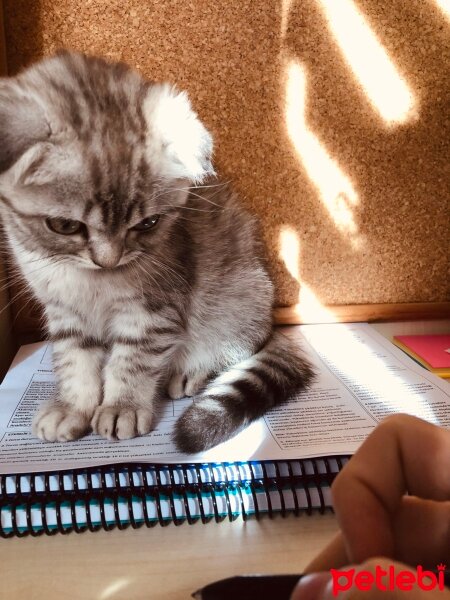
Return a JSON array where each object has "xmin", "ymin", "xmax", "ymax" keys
[
  {"xmin": 393, "ymin": 496, "xmax": 450, "ymax": 566},
  {"xmin": 291, "ymin": 558, "xmax": 450, "ymax": 600},
  {"xmin": 304, "ymin": 532, "xmax": 349, "ymax": 573},
  {"xmin": 332, "ymin": 414, "xmax": 450, "ymax": 562},
  {"xmin": 304, "ymin": 497, "xmax": 450, "ymax": 573}
]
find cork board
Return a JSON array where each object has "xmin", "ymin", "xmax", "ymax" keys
[{"xmin": 2, "ymin": 0, "xmax": 450, "ymax": 317}]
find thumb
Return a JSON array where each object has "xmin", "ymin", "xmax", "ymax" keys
[{"xmin": 290, "ymin": 558, "xmax": 450, "ymax": 600}]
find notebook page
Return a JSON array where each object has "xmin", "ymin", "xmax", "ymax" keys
[{"xmin": 0, "ymin": 323, "xmax": 448, "ymax": 474}]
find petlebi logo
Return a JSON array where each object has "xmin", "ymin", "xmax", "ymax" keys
[{"xmin": 331, "ymin": 563, "xmax": 447, "ymax": 596}]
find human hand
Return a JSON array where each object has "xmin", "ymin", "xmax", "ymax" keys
[{"xmin": 291, "ymin": 414, "xmax": 450, "ymax": 599}]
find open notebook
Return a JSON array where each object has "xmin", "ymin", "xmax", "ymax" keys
[{"xmin": 1, "ymin": 324, "xmax": 449, "ymax": 536}]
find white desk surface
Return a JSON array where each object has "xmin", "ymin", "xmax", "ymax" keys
[{"xmin": 1, "ymin": 320, "xmax": 449, "ymax": 600}]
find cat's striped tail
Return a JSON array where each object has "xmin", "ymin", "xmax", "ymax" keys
[{"xmin": 173, "ymin": 330, "xmax": 315, "ymax": 453}]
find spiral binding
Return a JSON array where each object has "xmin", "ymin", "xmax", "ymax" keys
[{"xmin": 0, "ymin": 456, "xmax": 349, "ymax": 538}]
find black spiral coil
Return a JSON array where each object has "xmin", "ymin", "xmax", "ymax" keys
[{"xmin": 0, "ymin": 457, "xmax": 349, "ymax": 538}]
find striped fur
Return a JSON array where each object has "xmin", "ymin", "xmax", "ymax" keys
[
  {"xmin": 174, "ymin": 331, "xmax": 314, "ymax": 452},
  {"xmin": 0, "ymin": 52, "xmax": 314, "ymax": 452}
]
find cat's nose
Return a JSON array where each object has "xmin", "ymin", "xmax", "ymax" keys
[{"xmin": 90, "ymin": 241, "xmax": 123, "ymax": 269}]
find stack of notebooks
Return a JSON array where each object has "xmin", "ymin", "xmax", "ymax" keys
[{"xmin": 1, "ymin": 324, "xmax": 449, "ymax": 537}]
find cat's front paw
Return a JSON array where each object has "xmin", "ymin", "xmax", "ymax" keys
[
  {"xmin": 33, "ymin": 402, "xmax": 91, "ymax": 442},
  {"xmin": 91, "ymin": 404, "xmax": 154, "ymax": 440},
  {"xmin": 167, "ymin": 372, "xmax": 210, "ymax": 399}
]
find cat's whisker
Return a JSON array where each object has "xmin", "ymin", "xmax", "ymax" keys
[
  {"xmin": 147, "ymin": 252, "xmax": 188, "ymax": 283},
  {"xmin": 147, "ymin": 200, "xmax": 220, "ymax": 214},
  {"xmin": 151, "ymin": 263, "xmax": 189, "ymax": 290},
  {"xmin": 192, "ymin": 180, "xmax": 231, "ymax": 189},
  {"xmin": 0, "ymin": 258, "xmax": 70, "ymax": 294},
  {"xmin": 150, "ymin": 186, "xmax": 227, "ymax": 211},
  {"xmin": 129, "ymin": 261, "xmax": 144, "ymax": 297},
  {"xmin": 134, "ymin": 261, "xmax": 170, "ymax": 303},
  {"xmin": 181, "ymin": 195, "xmax": 224, "ymax": 211},
  {"xmin": 0, "ymin": 284, "xmax": 37, "ymax": 320},
  {"xmin": 171, "ymin": 188, "xmax": 226, "ymax": 210},
  {"xmin": 10, "ymin": 294, "xmax": 39, "ymax": 328},
  {"xmin": 23, "ymin": 253, "xmax": 67, "ymax": 265},
  {"xmin": 176, "ymin": 206, "xmax": 220, "ymax": 213}
]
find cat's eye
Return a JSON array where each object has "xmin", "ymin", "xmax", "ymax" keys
[
  {"xmin": 131, "ymin": 215, "xmax": 160, "ymax": 232},
  {"xmin": 45, "ymin": 217, "xmax": 83, "ymax": 236}
]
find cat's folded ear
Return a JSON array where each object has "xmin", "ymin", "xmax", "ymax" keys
[
  {"xmin": 143, "ymin": 84, "xmax": 215, "ymax": 183},
  {"xmin": 0, "ymin": 81, "xmax": 51, "ymax": 178}
]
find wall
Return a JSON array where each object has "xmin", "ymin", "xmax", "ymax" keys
[{"xmin": 2, "ymin": 1, "xmax": 449, "ymax": 321}]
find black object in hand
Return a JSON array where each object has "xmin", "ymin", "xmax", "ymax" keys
[{"xmin": 192, "ymin": 574, "xmax": 302, "ymax": 600}]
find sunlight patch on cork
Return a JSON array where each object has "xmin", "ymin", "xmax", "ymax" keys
[
  {"xmin": 317, "ymin": 0, "xmax": 416, "ymax": 124},
  {"xmin": 280, "ymin": 0, "xmax": 295, "ymax": 38},
  {"xmin": 278, "ymin": 227, "xmax": 337, "ymax": 322},
  {"xmin": 279, "ymin": 225, "xmax": 301, "ymax": 281},
  {"xmin": 297, "ymin": 283, "xmax": 337, "ymax": 322},
  {"xmin": 434, "ymin": 0, "xmax": 450, "ymax": 19},
  {"xmin": 285, "ymin": 60, "xmax": 362, "ymax": 248}
]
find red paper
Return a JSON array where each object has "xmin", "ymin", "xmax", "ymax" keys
[{"xmin": 394, "ymin": 335, "xmax": 450, "ymax": 368}]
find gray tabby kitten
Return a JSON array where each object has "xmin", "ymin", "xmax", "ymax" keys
[{"xmin": 0, "ymin": 51, "xmax": 313, "ymax": 452}]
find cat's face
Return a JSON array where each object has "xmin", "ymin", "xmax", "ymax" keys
[
  {"xmin": 4, "ymin": 183, "xmax": 192, "ymax": 270},
  {"xmin": 1, "ymin": 160, "xmax": 193, "ymax": 271},
  {"xmin": 0, "ymin": 52, "xmax": 214, "ymax": 270}
]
